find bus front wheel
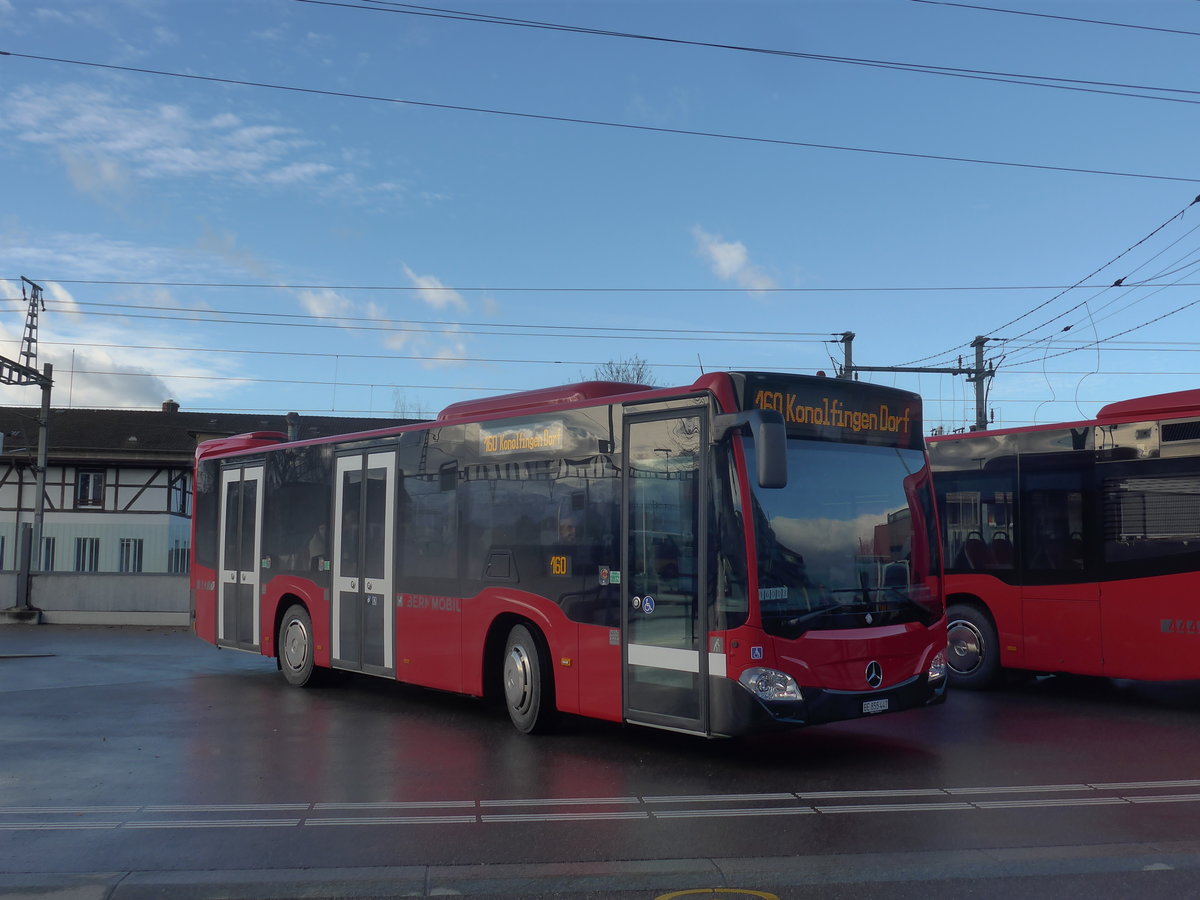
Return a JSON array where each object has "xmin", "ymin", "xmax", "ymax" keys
[
  {"xmin": 502, "ymin": 624, "xmax": 557, "ymax": 734},
  {"xmin": 279, "ymin": 604, "xmax": 318, "ymax": 687},
  {"xmin": 946, "ymin": 604, "xmax": 1001, "ymax": 689}
]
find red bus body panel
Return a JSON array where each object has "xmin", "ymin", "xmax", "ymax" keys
[
  {"xmin": 931, "ymin": 386, "xmax": 1200, "ymax": 683},
  {"xmin": 1102, "ymin": 572, "xmax": 1200, "ymax": 681},
  {"xmin": 767, "ymin": 625, "xmax": 944, "ymax": 691},
  {"xmin": 192, "ymin": 563, "xmax": 218, "ymax": 645}
]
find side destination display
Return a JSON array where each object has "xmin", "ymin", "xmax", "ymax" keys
[{"xmin": 734, "ymin": 372, "xmax": 923, "ymax": 450}]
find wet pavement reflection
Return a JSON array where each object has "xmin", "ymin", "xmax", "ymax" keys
[{"xmin": 3, "ymin": 626, "xmax": 1200, "ymax": 891}]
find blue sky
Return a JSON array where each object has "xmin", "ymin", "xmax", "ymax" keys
[{"xmin": 2, "ymin": 0, "xmax": 1199, "ymax": 431}]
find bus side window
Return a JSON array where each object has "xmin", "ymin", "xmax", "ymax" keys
[{"xmin": 1023, "ymin": 490, "xmax": 1087, "ymax": 572}]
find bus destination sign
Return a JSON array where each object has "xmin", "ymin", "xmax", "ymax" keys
[
  {"xmin": 479, "ymin": 421, "xmax": 565, "ymax": 456},
  {"xmin": 737, "ymin": 373, "xmax": 922, "ymax": 449}
]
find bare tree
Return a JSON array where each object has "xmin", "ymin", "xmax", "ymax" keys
[
  {"xmin": 590, "ymin": 355, "xmax": 657, "ymax": 385},
  {"xmin": 392, "ymin": 389, "xmax": 428, "ymax": 419}
]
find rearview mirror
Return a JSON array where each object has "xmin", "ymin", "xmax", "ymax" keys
[{"xmin": 713, "ymin": 409, "xmax": 788, "ymax": 489}]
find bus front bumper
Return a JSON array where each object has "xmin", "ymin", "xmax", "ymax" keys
[{"xmin": 709, "ymin": 671, "xmax": 948, "ymax": 737}]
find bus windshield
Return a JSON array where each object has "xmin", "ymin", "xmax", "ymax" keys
[{"xmin": 747, "ymin": 439, "xmax": 939, "ymax": 638}]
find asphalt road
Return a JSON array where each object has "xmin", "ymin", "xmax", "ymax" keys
[{"xmin": 2, "ymin": 625, "xmax": 1199, "ymax": 899}]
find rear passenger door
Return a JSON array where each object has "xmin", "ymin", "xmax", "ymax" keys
[{"xmin": 218, "ymin": 464, "xmax": 263, "ymax": 650}]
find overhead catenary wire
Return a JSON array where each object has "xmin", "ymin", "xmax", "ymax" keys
[
  {"xmin": 909, "ymin": 0, "xmax": 1200, "ymax": 39},
  {"xmin": 3, "ymin": 51, "xmax": 1198, "ymax": 185},
  {"xmin": 15, "ymin": 299, "xmax": 831, "ymax": 341},
  {"xmin": 896, "ymin": 195, "xmax": 1200, "ymax": 368},
  {"xmin": 8, "ymin": 278, "xmax": 1200, "ymax": 293},
  {"xmin": 15, "ymin": 305, "xmax": 831, "ymax": 344},
  {"xmin": 989, "ymin": 215, "xmax": 1200, "ymax": 363},
  {"xmin": 15, "ymin": 364, "xmax": 1154, "ymax": 407},
  {"xmin": 14, "ymin": 338, "xmax": 1200, "ymax": 368},
  {"xmin": 990, "ymin": 220, "xmax": 1200, "ymax": 371},
  {"xmin": 19, "ymin": 339, "xmax": 720, "ymax": 369},
  {"xmin": 1023, "ymin": 294, "xmax": 1200, "ymax": 367},
  {"xmin": 294, "ymin": 0, "xmax": 1200, "ymax": 107}
]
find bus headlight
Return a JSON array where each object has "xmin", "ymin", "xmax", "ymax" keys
[
  {"xmin": 928, "ymin": 649, "xmax": 947, "ymax": 682},
  {"xmin": 739, "ymin": 668, "xmax": 803, "ymax": 702}
]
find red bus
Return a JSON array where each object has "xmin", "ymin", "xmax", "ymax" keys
[
  {"xmin": 191, "ymin": 371, "xmax": 947, "ymax": 737},
  {"xmin": 928, "ymin": 388, "xmax": 1200, "ymax": 688}
]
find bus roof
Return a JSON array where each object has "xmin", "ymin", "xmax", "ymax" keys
[
  {"xmin": 928, "ymin": 387, "xmax": 1200, "ymax": 444},
  {"xmin": 436, "ymin": 381, "xmax": 653, "ymax": 423},
  {"xmin": 1096, "ymin": 388, "xmax": 1200, "ymax": 423}
]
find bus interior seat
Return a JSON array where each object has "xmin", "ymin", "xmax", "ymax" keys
[
  {"xmin": 990, "ymin": 532, "xmax": 1013, "ymax": 566},
  {"xmin": 883, "ymin": 561, "xmax": 909, "ymax": 587},
  {"xmin": 961, "ymin": 532, "xmax": 993, "ymax": 569}
]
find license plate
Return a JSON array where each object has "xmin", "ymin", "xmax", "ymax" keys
[{"xmin": 862, "ymin": 698, "xmax": 889, "ymax": 714}]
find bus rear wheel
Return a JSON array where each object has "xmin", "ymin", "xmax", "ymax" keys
[
  {"xmin": 946, "ymin": 603, "xmax": 1001, "ymax": 689},
  {"xmin": 279, "ymin": 604, "xmax": 319, "ymax": 687},
  {"xmin": 502, "ymin": 624, "xmax": 556, "ymax": 734}
]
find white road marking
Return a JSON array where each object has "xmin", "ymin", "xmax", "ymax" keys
[
  {"xmin": 1126, "ymin": 794, "xmax": 1200, "ymax": 804},
  {"xmin": 1, "ymin": 778, "xmax": 1198, "ymax": 831},
  {"xmin": 972, "ymin": 798, "xmax": 1130, "ymax": 809},
  {"xmin": 797, "ymin": 789, "xmax": 948, "ymax": 799},
  {"xmin": 140, "ymin": 811, "xmax": 314, "ymax": 816},
  {"xmin": 307, "ymin": 815, "xmax": 478, "ymax": 826},
  {"xmin": 0, "ymin": 806, "xmax": 141, "ymax": 815},
  {"xmin": 0, "ymin": 822, "xmax": 122, "ymax": 830},
  {"xmin": 478, "ymin": 797, "xmax": 639, "ymax": 807},
  {"xmin": 123, "ymin": 819, "xmax": 303, "ymax": 828},
  {"xmin": 815, "ymin": 802, "xmax": 975, "ymax": 814},
  {"xmin": 313, "ymin": 801, "xmax": 477, "ymax": 809},
  {"xmin": 481, "ymin": 811, "xmax": 649, "ymax": 823},
  {"xmin": 944, "ymin": 784, "xmax": 1091, "ymax": 795},
  {"xmin": 653, "ymin": 807, "xmax": 817, "ymax": 819},
  {"xmin": 1092, "ymin": 780, "xmax": 1200, "ymax": 790},
  {"xmin": 645, "ymin": 793, "xmax": 796, "ymax": 804}
]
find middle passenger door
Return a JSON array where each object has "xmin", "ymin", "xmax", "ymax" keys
[
  {"xmin": 333, "ymin": 450, "xmax": 397, "ymax": 676},
  {"xmin": 1018, "ymin": 452, "xmax": 1102, "ymax": 675}
]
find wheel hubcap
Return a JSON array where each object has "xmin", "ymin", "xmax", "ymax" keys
[
  {"xmin": 947, "ymin": 619, "xmax": 984, "ymax": 676},
  {"xmin": 504, "ymin": 644, "xmax": 532, "ymax": 713},
  {"xmin": 283, "ymin": 619, "xmax": 310, "ymax": 672}
]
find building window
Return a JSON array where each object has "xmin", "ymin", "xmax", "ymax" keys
[
  {"xmin": 40, "ymin": 537, "xmax": 56, "ymax": 572},
  {"xmin": 168, "ymin": 541, "xmax": 190, "ymax": 574},
  {"xmin": 119, "ymin": 538, "xmax": 144, "ymax": 573},
  {"xmin": 75, "ymin": 537, "xmax": 100, "ymax": 572},
  {"xmin": 76, "ymin": 470, "xmax": 106, "ymax": 508},
  {"xmin": 0, "ymin": 535, "xmax": 6, "ymax": 570},
  {"xmin": 169, "ymin": 472, "xmax": 190, "ymax": 515}
]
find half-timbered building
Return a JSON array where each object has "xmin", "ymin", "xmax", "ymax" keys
[{"xmin": 0, "ymin": 402, "xmax": 405, "ymax": 575}]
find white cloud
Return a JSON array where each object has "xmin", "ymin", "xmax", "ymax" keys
[
  {"xmin": 60, "ymin": 152, "xmax": 132, "ymax": 200},
  {"xmin": 0, "ymin": 84, "xmax": 396, "ymax": 200},
  {"xmin": 691, "ymin": 226, "xmax": 778, "ymax": 293},
  {"xmin": 43, "ymin": 282, "xmax": 83, "ymax": 318},
  {"xmin": 0, "ymin": 229, "xmax": 264, "ymax": 290},
  {"xmin": 402, "ymin": 264, "xmax": 467, "ymax": 311},
  {"xmin": 296, "ymin": 288, "xmax": 355, "ymax": 320},
  {"xmin": 0, "ymin": 304, "xmax": 232, "ymax": 409},
  {"xmin": 0, "ymin": 245, "xmax": 245, "ymax": 409}
]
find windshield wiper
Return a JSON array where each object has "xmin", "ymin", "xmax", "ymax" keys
[{"xmin": 766, "ymin": 606, "xmax": 842, "ymax": 629}]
